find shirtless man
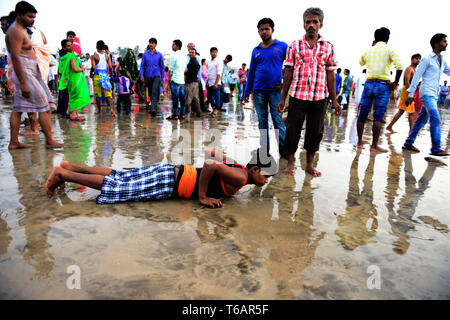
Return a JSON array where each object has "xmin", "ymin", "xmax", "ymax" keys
[
  {"xmin": 90, "ymin": 40, "xmax": 115, "ymax": 116},
  {"xmin": 44, "ymin": 149, "xmax": 277, "ymax": 209},
  {"xmin": 385, "ymin": 54, "xmax": 422, "ymax": 133},
  {"xmin": 5, "ymin": 1, "xmax": 64, "ymax": 149}
]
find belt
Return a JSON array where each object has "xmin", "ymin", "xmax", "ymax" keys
[{"xmin": 366, "ymin": 79, "xmax": 390, "ymax": 84}]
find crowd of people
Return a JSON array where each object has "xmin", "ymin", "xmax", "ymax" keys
[{"xmin": 1, "ymin": 2, "xmax": 450, "ymax": 207}]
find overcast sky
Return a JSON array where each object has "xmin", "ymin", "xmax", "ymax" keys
[{"xmin": 1, "ymin": 0, "xmax": 449, "ymax": 82}]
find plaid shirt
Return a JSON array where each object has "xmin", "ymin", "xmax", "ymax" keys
[
  {"xmin": 285, "ymin": 35, "xmax": 337, "ymax": 101},
  {"xmin": 360, "ymin": 42, "xmax": 402, "ymax": 81}
]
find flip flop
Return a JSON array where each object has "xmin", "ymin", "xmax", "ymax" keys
[{"xmin": 430, "ymin": 151, "xmax": 449, "ymax": 156}]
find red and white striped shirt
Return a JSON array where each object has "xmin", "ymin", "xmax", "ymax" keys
[{"xmin": 285, "ymin": 35, "xmax": 337, "ymax": 101}]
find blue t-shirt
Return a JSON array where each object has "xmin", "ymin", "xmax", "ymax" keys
[
  {"xmin": 245, "ymin": 39, "xmax": 288, "ymax": 94},
  {"xmin": 336, "ymin": 73, "xmax": 342, "ymax": 93}
]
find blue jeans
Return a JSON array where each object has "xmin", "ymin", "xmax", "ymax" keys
[
  {"xmin": 343, "ymin": 89, "xmax": 351, "ymax": 109},
  {"xmin": 238, "ymin": 83, "xmax": 246, "ymax": 101},
  {"xmin": 170, "ymin": 81, "xmax": 185, "ymax": 116},
  {"xmin": 207, "ymin": 85, "xmax": 221, "ymax": 110},
  {"xmin": 438, "ymin": 94, "xmax": 447, "ymax": 106},
  {"xmin": 358, "ymin": 81, "xmax": 390, "ymax": 123},
  {"xmin": 404, "ymin": 95, "xmax": 443, "ymax": 153},
  {"xmin": 253, "ymin": 90, "xmax": 286, "ymax": 153}
]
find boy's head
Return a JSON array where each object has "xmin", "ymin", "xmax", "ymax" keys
[
  {"xmin": 246, "ymin": 148, "xmax": 277, "ymax": 187},
  {"xmin": 66, "ymin": 30, "xmax": 76, "ymax": 40},
  {"xmin": 119, "ymin": 69, "xmax": 127, "ymax": 77}
]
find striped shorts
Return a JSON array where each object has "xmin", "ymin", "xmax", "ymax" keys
[{"xmin": 96, "ymin": 163, "xmax": 175, "ymax": 204}]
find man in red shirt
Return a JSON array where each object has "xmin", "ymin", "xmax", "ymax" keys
[{"xmin": 277, "ymin": 7, "xmax": 342, "ymax": 177}]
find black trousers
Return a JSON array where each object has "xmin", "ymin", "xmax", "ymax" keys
[
  {"xmin": 284, "ymin": 97, "xmax": 328, "ymax": 154},
  {"xmin": 57, "ymin": 88, "xmax": 69, "ymax": 116},
  {"xmin": 135, "ymin": 80, "xmax": 145, "ymax": 102},
  {"xmin": 117, "ymin": 94, "xmax": 131, "ymax": 114}
]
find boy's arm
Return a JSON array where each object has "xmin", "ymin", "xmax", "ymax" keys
[
  {"xmin": 198, "ymin": 160, "xmax": 246, "ymax": 208},
  {"xmin": 204, "ymin": 148, "xmax": 237, "ymax": 163},
  {"xmin": 90, "ymin": 54, "xmax": 97, "ymax": 77}
]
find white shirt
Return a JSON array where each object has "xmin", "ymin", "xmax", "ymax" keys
[
  {"xmin": 83, "ymin": 58, "xmax": 92, "ymax": 76},
  {"xmin": 48, "ymin": 55, "xmax": 58, "ymax": 80},
  {"xmin": 207, "ymin": 57, "xmax": 223, "ymax": 86}
]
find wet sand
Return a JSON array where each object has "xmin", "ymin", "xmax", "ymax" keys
[{"xmin": 0, "ymin": 96, "xmax": 449, "ymax": 299}]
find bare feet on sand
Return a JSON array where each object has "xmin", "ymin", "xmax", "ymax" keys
[
  {"xmin": 370, "ymin": 146, "xmax": 388, "ymax": 153},
  {"xmin": 46, "ymin": 140, "xmax": 65, "ymax": 149},
  {"xmin": 305, "ymin": 166, "xmax": 322, "ymax": 177},
  {"xmin": 357, "ymin": 140, "xmax": 370, "ymax": 149},
  {"xmin": 44, "ymin": 166, "xmax": 65, "ymax": 197},
  {"xmin": 282, "ymin": 163, "xmax": 295, "ymax": 176},
  {"xmin": 8, "ymin": 142, "xmax": 32, "ymax": 150},
  {"xmin": 20, "ymin": 130, "xmax": 40, "ymax": 136}
]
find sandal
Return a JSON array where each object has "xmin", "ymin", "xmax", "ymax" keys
[
  {"xmin": 402, "ymin": 145, "xmax": 420, "ymax": 152},
  {"xmin": 69, "ymin": 116, "xmax": 85, "ymax": 121},
  {"xmin": 166, "ymin": 115, "xmax": 179, "ymax": 120},
  {"xmin": 180, "ymin": 114, "xmax": 186, "ymax": 120}
]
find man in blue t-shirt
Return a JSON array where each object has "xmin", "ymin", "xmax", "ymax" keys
[
  {"xmin": 342, "ymin": 69, "xmax": 353, "ymax": 109},
  {"xmin": 244, "ymin": 18, "xmax": 288, "ymax": 157},
  {"xmin": 335, "ymin": 68, "xmax": 343, "ymax": 94},
  {"xmin": 438, "ymin": 80, "xmax": 449, "ymax": 106}
]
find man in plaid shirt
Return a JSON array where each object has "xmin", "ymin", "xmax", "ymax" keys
[{"xmin": 277, "ymin": 7, "xmax": 342, "ymax": 177}]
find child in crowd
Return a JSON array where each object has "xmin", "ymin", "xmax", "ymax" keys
[{"xmin": 111, "ymin": 70, "xmax": 134, "ymax": 115}]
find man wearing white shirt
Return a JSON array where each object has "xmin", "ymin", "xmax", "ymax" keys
[
  {"xmin": 167, "ymin": 39, "xmax": 186, "ymax": 120},
  {"xmin": 83, "ymin": 53, "xmax": 93, "ymax": 97},
  {"xmin": 207, "ymin": 47, "xmax": 223, "ymax": 117}
]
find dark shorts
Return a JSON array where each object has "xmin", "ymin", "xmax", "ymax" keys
[
  {"xmin": 284, "ymin": 97, "xmax": 328, "ymax": 154},
  {"xmin": 96, "ymin": 163, "xmax": 175, "ymax": 204}
]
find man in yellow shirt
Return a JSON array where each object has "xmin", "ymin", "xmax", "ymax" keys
[{"xmin": 357, "ymin": 27, "xmax": 403, "ymax": 152}]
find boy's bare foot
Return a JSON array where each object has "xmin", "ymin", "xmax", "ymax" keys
[
  {"xmin": 60, "ymin": 160, "xmax": 71, "ymax": 170},
  {"xmin": 20, "ymin": 130, "xmax": 40, "ymax": 136},
  {"xmin": 370, "ymin": 146, "xmax": 388, "ymax": 153},
  {"xmin": 8, "ymin": 142, "xmax": 32, "ymax": 150},
  {"xmin": 385, "ymin": 127, "xmax": 396, "ymax": 134},
  {"xmin": 44, "ymin": 166, "xmax": 65, "ymax": 197},
  {"xmin": 357, "ymin": 140, "xmax": 370, "ymax": 149},
  {"xmin": 305, "ymin": 166, "xmax": 322, "ymax": 177},
  {"xmin": 46, "ymin": 140, "xmax": 65, "ymax": 149},
  {"xmin": 282, "ymin": 163, "xmax": 295, "ymax": 176}
]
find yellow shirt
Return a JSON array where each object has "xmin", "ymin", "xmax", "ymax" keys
[{"xmin": 360, "ymin": 42, "xmax": 402, "ymax": 81}]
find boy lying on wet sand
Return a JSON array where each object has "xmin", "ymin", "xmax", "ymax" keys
[{"xmin": 44, "ymin": 149, "xmax": 277, "ymax": 208}]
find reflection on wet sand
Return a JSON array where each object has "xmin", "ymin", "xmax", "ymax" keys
[
  {"xmin": 387, "ymin": 149, "xmax": 448, "ymax": 254},
  {"xmin": 335, "ymin": 151, "xmax": 378, "ymax": 250},
  {"xmin": 10, "ymin": 146, "xmax": 56, "ymax": 277},
  {"xmin": 231, "ymin": 152, "xmax": 324, "ymax": 299},
  {"xmin": 0, "ymin": 98, "xmax": 449, "ymax": 299}
]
